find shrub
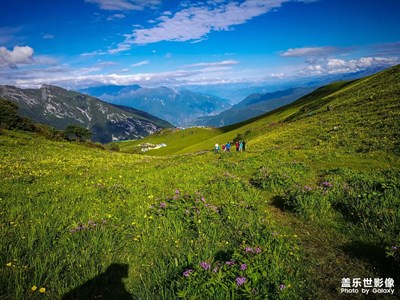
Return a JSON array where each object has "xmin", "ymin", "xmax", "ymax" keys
[
  {"xmin": 282, "ymin": 186, "xmax": 333, "ymax": 221},
  {"xmin": 0, "ymin": 98, "xmax": 35, "ymax": 131},
  {"xmin": 64, "ymin": 124, "xmax": 91, "ymax": 141}
]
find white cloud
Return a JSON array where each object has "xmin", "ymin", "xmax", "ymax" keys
[
  {"xmin": 42, "ymin": 33, "xmax": 55, "ymax": 39},
  {"xmin": 81, "ymin": 50, "xmax": 108, "ymax": 56},
  {"xmin": 300, "ymin": 56, "xmax": 399, "ymax": 76},
  {"xmin": 185, "ymin": 60, "xmax": 239, "ymax": 68},
  {"xmin": 107, "ymin": 13, "xmax": 126, "ymax": 21},
  {"xmin": 96, "ymin": 61, "xmax": 118, "ymax": 66},
  {"xmin": 129, "ymin": 1, "xmax": 287, "ymax": 44},
  {"xmin": 109, "ymin": 0, "xmax": 314, "ymax": 51},
  {"xmin": 131, "ymin": 60, "xmax": 149, "ymax": 67},
  {"xmin": 270, "ymin": 72, "xmax": 286, "ymax": 79},
  {"xmin": 281, "ymin": 46, "xmax": 341, "ymax": 57},
  {"xmin": 107, "ymin": 43, "xmax": 131, "ymax": 54},
  {"xmin": 85, "ymin": 0, "xmax": 161, "ymax": 11},
  {"xmin": 0, "ymin": 27, "xmax": 23, "ymax": 45},
  {"xmin": 0, "ymin": 60, "xmax": 244, "ymax": 89},
  {"xmin": 372, "ymin": 41, "xmax": 400, "ymax": 56},
  {"xmin": 0, "ymin": 46, "xmax": 34, "ymax": 69}
]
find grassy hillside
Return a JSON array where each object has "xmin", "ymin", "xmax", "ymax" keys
[
  {"xmin": 1, "ymin": 65, "xmax": 399, "ymax": 299},
  {"xmin": 118, "ymin": 127, "xmax": 224, "ymax": 155}
]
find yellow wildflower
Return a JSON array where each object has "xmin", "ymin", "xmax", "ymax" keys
[
  {"xmin": 31, "ymin": 286, "xmax": 37, "ymax": 291},
  {"xmin": 39, "ymin": 287, "xmax": 46, "ymax": 293},
  {"xmin": 6, "ymin": 262, "xmax": 12, "ymax": 267}
]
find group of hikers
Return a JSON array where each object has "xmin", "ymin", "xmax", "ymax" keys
[{"xmin": 214, "ymin": 141, "xmax": 246, "ymax": 153}]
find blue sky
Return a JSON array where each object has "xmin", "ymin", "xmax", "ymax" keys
[{"xmin": 1, "ymin": 0, "xmax": 399, "ymax": 89}]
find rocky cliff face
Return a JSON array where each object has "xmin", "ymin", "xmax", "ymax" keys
[{"xmin": 0, "ymin": 84, "xmax": 172, "ymax": 143}]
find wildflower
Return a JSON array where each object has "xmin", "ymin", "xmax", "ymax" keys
[
  {"xmin": 39, "ymin": 287, "xmax": 46, "ymax": 293},
  {"xmin": 160, "ymin": 202, "xmax": 167, "ymax": 209},
  {"xmin": 200, "ymin": 261, "xmax": 211, "ymax": 270},
  {"xmin": 321, "ymin": 181, "xmax": 333, "ymax": 187},
  {"xmin": 183, "ymin": 269, "xmax": 192, "ymax": 277},
  {"xmin": 225, "ymin": 260, "xmax": 235, "ymax": 266},
  {"xmin": 279, "ymin": 284, "xmax": 286, "ymax": 290},
  {"xmin": 272, "ymin": 231, "xmax": 279, "ymax": 236},
  {"xmin": 6, "ymin": 262, "xmax": 12, "ymax": 267},
  {"xmin": 31, "ymin": 286, "xmax": 37, "ymax": 292},
  {"xmin": 240, "ymin": 264, "xmax": 247, "ymax": 270},
  {"xmin": 236, "ymin": 276, "xmax": 247, "ymax": 286},
  {"xmin": 245, "ymin": 247, "xmax": 253, "ymax": 253},
  {"xmin": 175, "ymin": 189, "xmax": 180, "ymax": 195},
  {"xmin": 201, "ymin": 197, "xmax": 206, "ymax": 202},
  {"xmin": 392, "ymin": 246, "xmax": 398, "ymax": 251},
  {"xmin": 212, "ymin": 267, "xmax": 219, "ymax": 272},
  {"xmin": 255, "ymin": 247, "xmax": 261, "ymax": 253},
  {"xmin": 304, "ymin": 186, "xmax": 313, "ymax": 191}
]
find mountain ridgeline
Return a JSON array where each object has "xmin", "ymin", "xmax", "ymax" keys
[
  {"xmin": 0, "ymin": 85, "xmax": 173, "ymax": 143},
  {"xmin": 192, "ymin": 87, "xmax": 315, "ymax": 127},
  {"xmin": 118, "ymin": 64, "xmax": 400, "ymax": 156},
  {"xmin": 81, "ymin": 85, "xmax": 231, "ymax": 127}
]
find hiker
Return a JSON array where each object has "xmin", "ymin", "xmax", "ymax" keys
[
  {"xmin": 226, "ymin": 142, "xmax": 231, "ymax": 152},
  {"xmin": 222, "ymin": 144, "xmax": 226, "ymax": 151},
  {"xmin": 236, "ymin": 141, "xmax": 240, "ymax": 151},
  {"xmin": 242, "ymin": 141, "xmax": 246, "ymax": 151},
  {"xmin": 239, "ymin": 141, "xmax": 243, "ymax": 152},
  {"xmin": 214, "ymin": 143, "xmax": 219, "ymax": 153}
]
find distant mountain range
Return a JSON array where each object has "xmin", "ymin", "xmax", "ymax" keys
[
  {"xmin": 192, "ymin": 87, "xmax": 315, "ymax": 127},
  {"xmin": 0, "ymin": 85, "xmax": 172, "ymax": 143},
  {"xmin": 80, "ymin": 85, "xmax": 231, "ymax": 127}
]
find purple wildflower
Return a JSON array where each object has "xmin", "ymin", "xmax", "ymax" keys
[
  {"xmin": 200, "ymin": 261, "xmax": 211, "ymax": 270},
  {"xmin": 322, "ymin": 181, "xmax": 333, "ymax": 187},
  {"xmin": 212, "ymin": 267, "xmax": 219, "ymax": 272},
  {"xmin": 175, "ymin": 189, "xmax": 180, "ymax": 195},
  {"xmin": 279, "ymin": 284, "xmax": 286, "ymax": 290},
  {"xmin": 201, "ymin": 197, "xmax": 206, "ymax": 202},
  {"xmin": 160, "ymin": 202, "xmax": 167, "ymax": 208},
  {"xmin": 304, "ymin": 186, "xmax": 313, "ymax": 191},
  {"xmin": 255, "ymin": 247, "xmax": 261, "ymax": 253},
  {"xmin": 240, "ymin": 264, "xmax": 247, "ymax": 271},
  {"xmin": 236, "ymin": 276, "xmax": 247, "ymax": 286},
  {"xmin": 225, "ymin": 260, "xmax": 235, "ymax": 266},
  {"xmin": 183, "ymin": 269, "xmax": 192, "ymax": 277},
  {"xmin": 245, "ymin": 247, "xmax": 253, "ymax": 253},
  {"xmin": 392, "ymin": 246, "xmax": 398, "ymax": 251}
]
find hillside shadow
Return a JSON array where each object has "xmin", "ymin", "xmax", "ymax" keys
[
  {"xmin": 341, "ymin": 241, "xmax": 400, "ymax": 283},
  {"xmin": 270, "ymin": 195, "xmax": 286, "ymax": 210},
  {"xmin": 62, "ymin": 263, "xmax": 133, "ymax": 300}
]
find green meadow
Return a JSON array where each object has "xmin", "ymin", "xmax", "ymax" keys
[{"xmin": 1, "ymin": 65, "xmax": 400, "ymax": 299}]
